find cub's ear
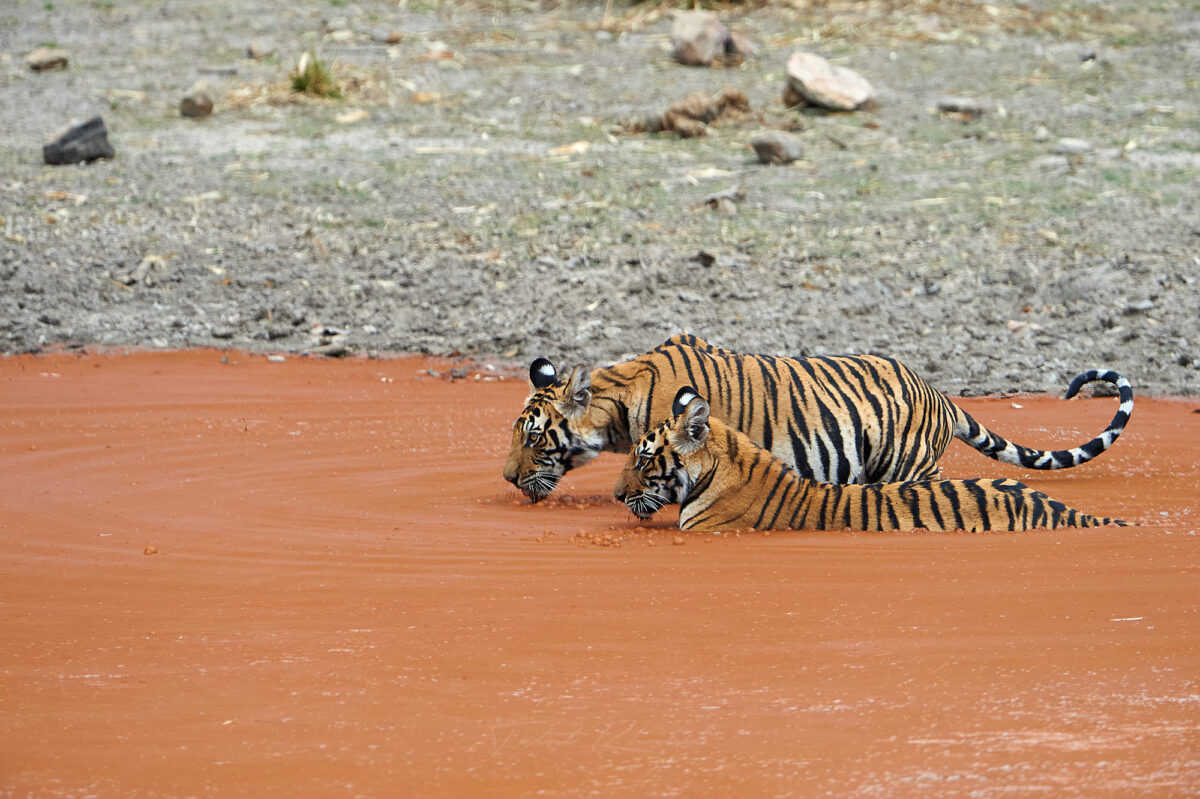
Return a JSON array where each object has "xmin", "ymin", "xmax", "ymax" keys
[
  {"xmin": 672, "ymin": 392, "xmax": 710, "ymax": 454},
  {"xmin": 671, "ymin": 385, "xmax": 700, "ymax": 417},
  {"xmin": 529, "ymin": 357, "xmax": 558, "ymax": 390},
  {"xmin": 556, "ymin": 367, "xmax": 592, "ymax": 420}
]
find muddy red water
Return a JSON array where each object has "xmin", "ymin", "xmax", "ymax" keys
[{"xmin": 3, "ymin": 350, "xmax": 1198, "ymax": 797}]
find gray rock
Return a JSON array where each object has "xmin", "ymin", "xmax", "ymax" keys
[
  {"xmin": 180, "ymin": 80, "xmax": 215, "ymax": 118},
  {"xmin": 25, "ymin": 47, "xmax": 68, "ymax": 72},
  {"xmin": 751, "ymin": 131, "xmax": 804, "ymax": 165},
  {"xmin": 785, "ymin": 51, "xmax": 875, "ymax": 112},
  {"xmin": 43, "ymin": 116, "xmax": 115, "ymax": 165},
  {"xmin": 670, "ymin": 11, "xmax": 729, "ymax": 67}
]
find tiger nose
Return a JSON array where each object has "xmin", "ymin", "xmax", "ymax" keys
[
  {"xmin": 502, "ymin": 464, "xmax": 519, "ymax": 486},
  {"xmin": 612, "ymin": 477, "xmax": 628, "ymax": 503}
]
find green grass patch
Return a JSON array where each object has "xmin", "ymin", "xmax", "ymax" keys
[{"xmin": 290, "ymin": 51, "xmax": 342, "ymax": 99}]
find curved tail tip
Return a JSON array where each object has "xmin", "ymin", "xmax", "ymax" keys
[{"xmin": 1064, "ymin": 369, "xmax": 1130, "ymax": 400}]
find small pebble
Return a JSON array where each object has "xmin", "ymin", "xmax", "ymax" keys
[
  {"xmin": 180, "ymin": 79, "xmax": 215, "ymax": 118},
  {"xmin": 936, "ymin": 96, "xmax": 987, "ymax": 116},
  {"xmin": 1052, "ymin": 137, "xmax": 1092, "ymax": 155},
  {"xmin": 246, "ymin": 39, "xmax": 275, "ymax": 60},
  {"xmin": 672, "ymin": 535, "xmax": 685, "ymax": 546},
  {"xmin": 144, "ymin": 545, "xmax": 158, "ymax": 555},
  {"xmin": 25, "ymin": 47, "xmax": 69, "ymax": 72},
  {"xmin": 751, "ymin": 131, "xmax": 804, "ymax": 165}
]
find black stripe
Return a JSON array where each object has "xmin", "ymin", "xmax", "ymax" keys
[
  {"xmin": 858, "ymin": 484, "xmax": 871, "ymax": 529},
  {"xmin": 754, "ymin": 462, "xmax": 793, "ymax": 529},
  {"xmin": 961, "ymin": 479, "xmax": 990, "ymax": 532},
  {"xmin": 822, "ymin": 358, "xmax": 871, "ymax": 480},
  {"xmin": 892, "ymin": 364, "xmax": 934, "ymax": 480},
  {"xmin": 813, "ymin": 484, "xmax": 834, "ymax": 529},
  {"xmin": 881, "ymin": 487, "xmax": 901, "ymax": 530},
  {"xmin": 939, "ymin": 481, "xmax": 965, "ymax": 530},
  {"xmin": 786, "ymin": 481, "xmax": 814, "ymax": 528},
  {"xmin": 641, "ymin": 364, "xmax": 658, "ymax": 438},
  {"xmin": 926, "ymin": 481, "xmax": 946, "ymax": 531},
  {"xmin": 778, "ymin": 360, "xmax": 814, "ymax": 479},
  {"xmin": 898, "ymin": 483, "xmax": 924, "ymax": 529},
  {"xmin": 813, "ymin": 435, "xmax": 833, "ymax": 485},
  {"xmin": 754, "ymin": 356, "xmax": 780, "ymax": 444},
  {"xmin": 719, "ymin": 350, "xmax": 734, "ymax": 420},
  {"xmin": 678, "ymin": 350, "xmax": 703, "ymax": 402},
  {"xmin": 732, "ymin": 355, "xmax": 748, "ymax": 434},
  {"xmin": 845, "ymin": 357, "xmax": 890, "ymax": 479},
  {"xmin": 805, "ymin": 359, "xmax": 851, "ymax": 483},
  {"xmin": 748, "ymin": 355, "xmax": 776, "ymax": 457}
]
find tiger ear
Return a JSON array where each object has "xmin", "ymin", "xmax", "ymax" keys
[
  {"xmin": 672, "ymin": 390, "xmax": 710, "ymax": 454},
  {"xmin": 671, "ymin": 386, "xmax": 700, "ymax": 418},
  {"xmin": 529, "ymin": 357, "xmax": 558, "ymax": 390},
  {"xmin": 556, "ymin": 367, "xmax": 592, "ymax": 420}
]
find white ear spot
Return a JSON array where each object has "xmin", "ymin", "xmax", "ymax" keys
[
  {"xmin": 678, "ymin": 390, "xmax": 696, "ymax": 406},
  {"xmin": 537, "ymin": 362, "xmax": 556, "ymax": 378}
]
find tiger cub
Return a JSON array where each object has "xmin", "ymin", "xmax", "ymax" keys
[
  {"xmin": 614, "ymin": 387, "xmax": 1128, "ymax": 533},
  {"xmin": 503, "ymin": 333, "xmax": 1133, "ymax": 503}
]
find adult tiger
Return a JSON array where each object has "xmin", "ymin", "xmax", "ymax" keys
[
  {"xmin": 502, "ymin": 333, "xmax": 1133, "ymax": 502},
  {"xmin": 614, "ymin": 387, "xmax": 1128, "ymax": 532}
]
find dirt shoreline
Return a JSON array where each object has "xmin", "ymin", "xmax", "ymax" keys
[{"xmin": 2, "ymin": 0, "xmax": 1198, "ymax": 396}]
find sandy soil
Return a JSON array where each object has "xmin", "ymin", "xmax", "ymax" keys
[{"xmin": 3, "ymin": 350, "xmax": 1198, "ymax": 796}]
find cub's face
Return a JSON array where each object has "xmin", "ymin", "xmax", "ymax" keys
[
  {"xmin": 501, "ymin": 359, "xmax": 599, "ymax": 502},
  {"xmin": 613, "ymin": 424, "xmax": 686, "ymax": 519},
  {"xmin": 613, "ymin": 386, "xmax": 709, "ymax": 519}
]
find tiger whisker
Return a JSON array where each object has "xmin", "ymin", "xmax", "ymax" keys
[
  {"xmin": 624, "ymin": 491, "xmax": 668, "ymax": 519},
  {"xmin": 519, "ymin": 471, "xmax": 560, "ymax": 503}
]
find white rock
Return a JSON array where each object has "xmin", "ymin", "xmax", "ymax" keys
[
  {"xmin": 785, "ymin": 51, "xmax": 875, "ymax": 112},
  {"xmin": 1052, "ymin": 137, "xmax": 1092, "ymax": 154}
]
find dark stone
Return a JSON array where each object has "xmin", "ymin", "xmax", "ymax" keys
[
  {"xmin": 751, "ymin": 131, "xmax": 804, "ymax": 165},
  {"xmin": 43, "ymin": 116, "xmax": 115, "ymax": 165}
]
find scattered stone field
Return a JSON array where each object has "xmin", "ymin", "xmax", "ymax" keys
[{"xmin": 1, "ymin": 0, "xmax": 1197, "ymax": 395}]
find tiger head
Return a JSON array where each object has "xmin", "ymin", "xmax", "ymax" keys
[
  {"xmin": 614, "ymin": 386, "xmax": 709, "ymax": 519},
  {"xmin": 502, "ymin": 358, "xmax": 603, "ymax": 502}
]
